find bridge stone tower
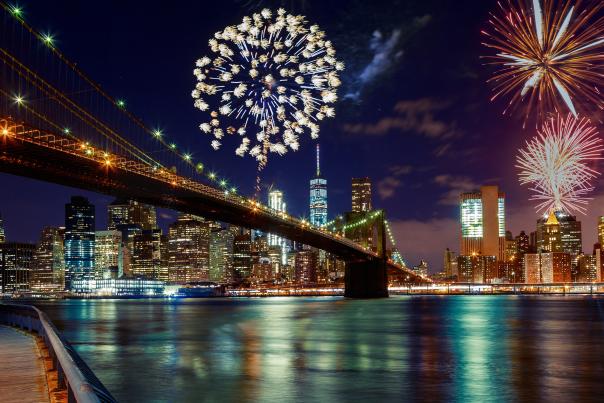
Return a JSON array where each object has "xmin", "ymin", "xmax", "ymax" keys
[{"xmin": 344, "ymin": 210, "xmax": 388, "ymax": 298}]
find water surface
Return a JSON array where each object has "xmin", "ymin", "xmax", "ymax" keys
[{"xmin": 37, "ymin": 296, "xmax": 604, "ymax": 402}]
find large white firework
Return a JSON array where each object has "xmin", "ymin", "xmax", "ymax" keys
[
  {"xmin": 516, "ymin": 114, "xmax": 603, "ymax": 214},
  {"xmin": 192, "ymin": 8, "xmax": 343, "ymax": 166}
]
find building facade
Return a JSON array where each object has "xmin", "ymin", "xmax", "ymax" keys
[
  {"xmin": 31, "ymin": 227, "xmax": 65, "ymax": 291},
  {"xmin": 294, "ymin": 249, "xmax": 318, "ymax": 285},
  {"xmin": 209, "ymin": 228, "xmax": 234, "ymax": 284},
  {"xmin": 460, "ymin": 185, "xmax": 505, "ymax": 260},
  {"xmin": 168, "ymin": 214, "xmax": 210, "ymax": 284},
  {"xmin": 64, "ymin": 196, "xmax": 95, "ymax": 290},
  {"xmin": 94, "ymin": 230, "xmax": 122, "ymax": 279},
  {"xmin": 267, "ymin": 189, "xmax": 288, "ymax": 265},
  {"xmin": 0, "ymin": 242, "xmax": 35, "ymax": 293},
  {"xmin": 131, "ymin": 229, "xmax": 163, "ymax": 280},
  {"xmin": 352, "ymin": 177, "xmax": 372, "ymax": 212}
]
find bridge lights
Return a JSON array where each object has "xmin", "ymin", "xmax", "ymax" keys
[
  {"xmin": 116, "ymin": 99, "xmax": 126, "ymax": 109},
  {"xmin": 10, "ymin": 5, "xmax": 23, "ymax": 17},
  {"xmin": 152, "ymin": 129, "xmax": 163, "ymax": 138},
  {"xmin": 183, "ymin": 153, "xmax": 191, "ymax": 161},
  {"xmin": 13, "ymin": 95, "xmax": 24, "ymax": 105},
  {"xmin": 208, "ymin": 172, "xmax": 216, "ymax": 180},
  {"xmin": 42, "ymin": 33, "xmax": 54, "ymax": 47}
]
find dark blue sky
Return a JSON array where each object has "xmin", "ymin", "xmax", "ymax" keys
[{"xmin": 3, "ymin": 0, "xmax": 603, "ymax": 270}]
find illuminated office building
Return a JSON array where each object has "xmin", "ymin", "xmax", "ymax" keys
[
  {"xmin": 536, "ymin": 210, "xmax": 580, "ymax": 256},
  {"xmin": 599, "ymin": 217, "xmax": 604, "ymax": 247},
  {"xmin": 233, "ymin": 233, "xmax": 252, "ymax": 281},
  {"xmin": 352, "ymin": 177, "xmax": 372, "ymax": 212},
  {"xmin": 523, "ymin": 252, "xmax": 571, "ymax": 283},
  {"xmin": 0, "ymin": 242, "xmax": 35, "ymax": 293},
  {"xmin": 64, "ymin": 196, "xmax": 95, "ymax": 290},
  {"xmin": 31, "ymin": 227, "xmax": 65, "ymax": 292},
  {"xmin": 459, "ymin": 185, "xmax": 505, "ymax": 260},
  {"xmin": 267, "ymin": 189, "xmax": 288, "ymax": 265},
  {"xmin": 443, "ymin": 248, "xmax": 458, "ymax": 278},
  {"xmin": 209, "ymin": 228, "xmax": 234, "ymax": 284},
  {"xmin": 168, "ymin": 214, "xmax": 210, "ymax": 284},
  {"xmin": 310, "ymin": 144, "xmax": 328, "ymax": 227},
  {"xmin": 0, "ymin": 212, "xmax": 5, "ymax": 243},
  {"xmin": 108, "ymin": 199, "xmax": 157, "ymax": 231},
  {"xmin": 295, "ymin": 249, "xmax": 318, "ymax": 285},
  {"xmin": 94, "ymin": 230, "xmax": 122, "ymax": 279},
  {"xmin": 132, "ymin": 229, "xmax": 163, "ymax": 280}
]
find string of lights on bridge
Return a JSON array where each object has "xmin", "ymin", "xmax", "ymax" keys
[
  {"xmin": 2, "ymin": 2, "xmax": 240, "ymax": 195},
  {"xmin": 2, "ymin": 2, "xmax": 410, "ymax": 269}
]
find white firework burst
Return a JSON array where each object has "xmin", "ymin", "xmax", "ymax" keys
[
  {"xmin": 192, "ymin": 8, "xmax": 343, "ymax": 165},
  {"xmin": 516, "ymin": 114, "xmax": 603, "ymax": 214}
]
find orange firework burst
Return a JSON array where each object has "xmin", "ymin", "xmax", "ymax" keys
[{"xmin": 482, "ymin": 0, "xmax": 604, "ymax": 124}]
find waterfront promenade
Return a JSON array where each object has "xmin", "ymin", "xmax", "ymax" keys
[{"xmin": 0, "ymin": 325, "xmax": 49, "ymax": 403}]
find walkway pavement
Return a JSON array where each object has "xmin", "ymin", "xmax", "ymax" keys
[{"xmin": 0, "ymin": 325, "xmax": 49, "ymax": 403}]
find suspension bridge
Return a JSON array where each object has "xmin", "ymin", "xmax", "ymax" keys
[{"xmin": 0, "ymin": 3, "xmax": 430, "ymax": 297}]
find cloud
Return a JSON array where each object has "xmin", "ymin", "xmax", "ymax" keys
[
  {"xmin": 342, "ymin": 98, "xmax": 458, "ymax": 141},
  {"xmin": 389, "ymin": 217, "xmax": 458, "ymax": 271},
  {"xmin": 433, "ymin": 174, "xmax": 481, "ymax": 205},
  {"xmin": 377, "ymin": 164, "xmax": 413, "ymax": 200},
  {"xmin": 344, "ymin": 15, "xmax": 431, "ymax": 100},
  {"xmin": 378, "ymin": 177, "xmax": 402, "ymax": 200}
]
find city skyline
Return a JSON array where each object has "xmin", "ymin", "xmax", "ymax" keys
[{"xmin": 5, "ymin": 1, "xmax": 604, "ymax": 270}]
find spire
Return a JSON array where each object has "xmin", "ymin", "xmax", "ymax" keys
[
  {"xmin": 316, "ymin": 144, "xmax": 320, "ymax": 177},
  {"xmin": 545, "ymin": 209, "xmax": 559, "ymax": 225}
]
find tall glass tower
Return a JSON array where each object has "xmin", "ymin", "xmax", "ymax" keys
[
  {"xmin": 64, "ymin": 196, "xmax": 95, "ymax": 291},
  {"xmin": 0, "ymin": 211, "xmax": 5, "ymax": 243},
  {"xmin": 268, "ymin": 190, "xmax": 288, "ymax": 265},
  {"xmin": 310, "ymin": 144, "xmax": 328, "ymax": 227}
]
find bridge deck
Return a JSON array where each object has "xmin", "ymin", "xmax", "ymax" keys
[{"xmin": 0, "ymin": 325, "xmax": 49, "ymax": 403}]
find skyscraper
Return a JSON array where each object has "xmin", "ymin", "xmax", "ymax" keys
[
  {"xmin": 108, "ymin": 199, "xmax": 157, "ymax": 231},
  {"xmin": 31, "ymin": 227, "xmax": 65, "ymax": 291},
  {"xmin": 538, "ymin": 211, "xmax": 562, "ymax": 253},
  {"xmin": 443, "ymin": 248, "xmax": 458, "ymax": 278},
  {"xmin": 268, "ymin": 189, "xmax": 288, "ymax": 265},
  {"xmin": 168, "ymin": 214, "xmax": 210, "ymax": 283},
  {"xmin": 209, "ymin": 228, "xmax": 234, "ymax": 283},
  {"xmin": 310, "ymin": 144, "xmax": 328, "ymax": 227},
  {"xmin": 131, "ymin": 229, "xmax": 162, "ymax": 280},
  {"xmin": 94, "ymin": 230, "xmax": 122, "ymax": 279},
  {"xmin": 352, "ymin": 177, "xmax": 372, "ymax": 212},
  {"xmin": 599, "ymin": 216, "xmax": 604, "ymax": 246},
  {"xmin": 0, "ymin": 211, "xmax": 5, "ymax": 243},
  {"xmin": 0, "ymin": 242, "xmax": 35, "ymax": 293},
  {"xmin": 233, "ymin": 232, "xmax": 252, "ymax": 281},
  {"xmin": 64, "ymin": 196, "xmax": 95, "ymax": 290},
  {"xmin": 536, "ymin": 211, "xmax": 581, "ymax": 256},
  {"xmin": 459, "ymin": 185, "xmax": 505, "ymax": 260},
  {"xmin": 295, "ymin": 249, "xmax": 318, "ymax": 285}
]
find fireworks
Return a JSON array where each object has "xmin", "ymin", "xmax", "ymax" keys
[
  {"xmin": 192, "ymin": 8, "xmax": 343, "ymax": 171},
  {"xmin": 516, "ymin": 114, "xmax": 603, "ymax": 214},
  {"xmin": 482, "ymin": 0, "xmax": 604, "ymax": 122}
]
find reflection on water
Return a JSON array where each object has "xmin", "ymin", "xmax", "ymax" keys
[{"xmin": 36, "ymin": 296, "xmax": 604, "ymax": 402}]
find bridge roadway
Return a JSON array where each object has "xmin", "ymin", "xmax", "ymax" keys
[{"xmin": 0, "ymin": 118, "xmax": 429, "ymax": 287}]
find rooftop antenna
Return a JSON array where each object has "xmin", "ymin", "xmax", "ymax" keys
[{"xmin": 316, "ymin": 144, "xmax": 321, "ymax": 177}]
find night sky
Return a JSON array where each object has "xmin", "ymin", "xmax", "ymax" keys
[{"xmin": 2, "ymin": 0, "xmax": 604, "ymax": 272}]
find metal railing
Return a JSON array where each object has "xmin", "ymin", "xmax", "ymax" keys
[{"xmin": 0, "ymin": 303, "xmax": 117, "ymax": 403}]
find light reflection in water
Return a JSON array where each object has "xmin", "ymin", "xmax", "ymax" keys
[{"xmin": 35, "ymin": 296, "xmax": 604, "ymax": 402}]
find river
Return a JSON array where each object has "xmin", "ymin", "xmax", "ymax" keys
[{"xmin": 36, "ymin": 295, "xmax": 604, "ymax": 402}]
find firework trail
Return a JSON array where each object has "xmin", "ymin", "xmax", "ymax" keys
[
  {"xmin": 192, "ymin": 8, "xmax": 343, "ymax": 192},
  {"xmin": 482, "ymin": 0, "xmax": 604, "ymax": 124},
  {"xmin": 516, "ymin": 113, "xmax": 603, "ymax": 214}
]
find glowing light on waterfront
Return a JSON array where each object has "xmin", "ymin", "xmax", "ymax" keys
[
  {"xmin": 482, "ymin": 0, "xmax": 604, "ymax": 123},
  {"xmin": 192, "ymin": 8, "xmax": 343, "ymax": 174},
  {"xmin": 516, "ymin": 113, "xmax": 603, "ymax": 214}
]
